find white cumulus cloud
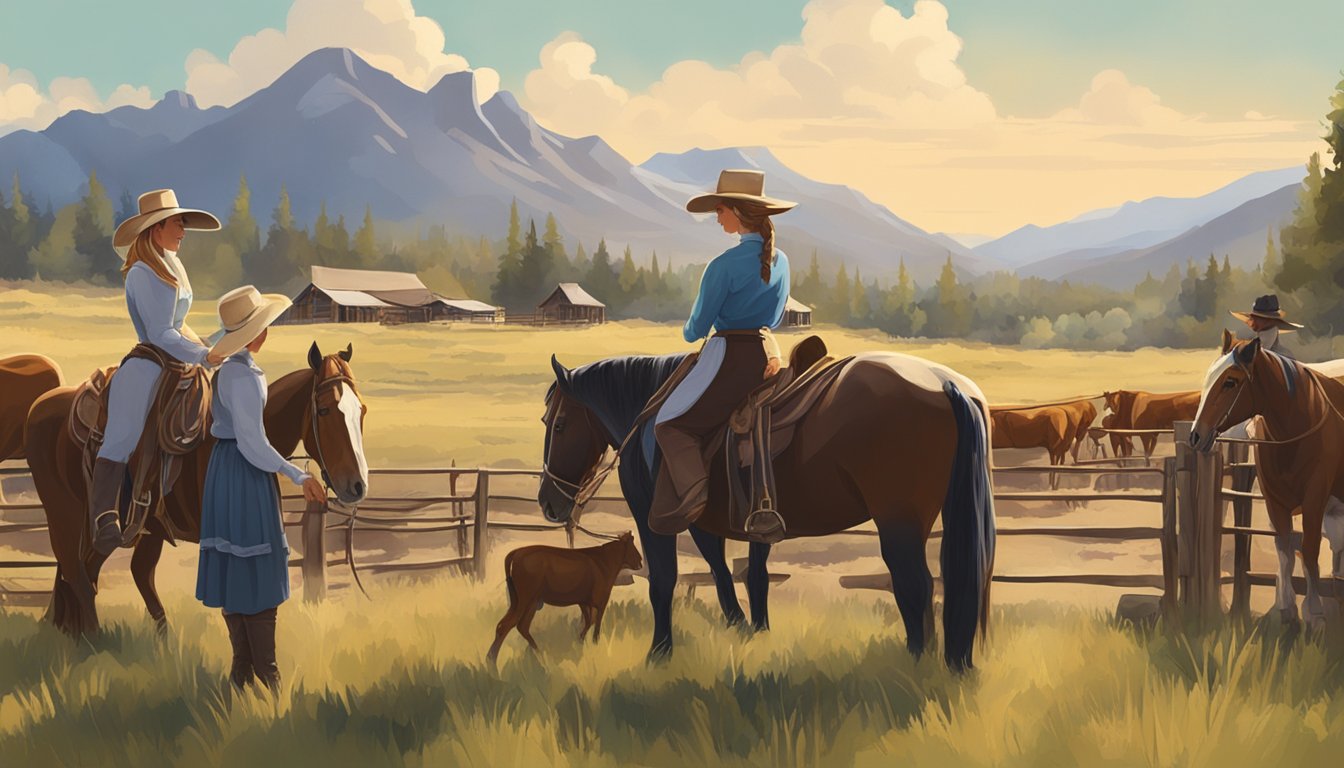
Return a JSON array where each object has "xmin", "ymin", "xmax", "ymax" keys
[
  {"xmin": 185, "ymin": 0, "xmax": 499, "ymax": 107},
  {"xmin": 0, "ymin": 64, "xmax": 153, "ymax": 134}
]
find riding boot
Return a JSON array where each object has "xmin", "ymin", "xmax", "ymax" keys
[
  {"xmin": 88, "ymin": 458, "xmax": 126, "ymax": 556},
  {"xmin": 649, "ymin": 423, "xmax": 709, "ymax": 535},
  {"xmin": 243, "ymin": 607, "xmax": 280, "ymax": 692},
  {"xmin": 223, "ymin": 611, "xmax": 255, "ymax": 689}
]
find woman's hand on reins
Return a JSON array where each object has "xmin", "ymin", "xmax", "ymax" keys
[
  {"xmin": 206, "ymin": 350, "xmax": 225, "ymax": 367},
  {"xmin": 764, "ymin": 356, "xmax": 782, "ymax": 379}
]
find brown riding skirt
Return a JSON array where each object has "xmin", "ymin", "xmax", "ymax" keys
[{"xmin": 666, "ymin": 331, "xmax": 769, "ymax": 438}]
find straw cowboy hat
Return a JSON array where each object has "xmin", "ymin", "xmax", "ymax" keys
[
  {"xmin": 210, "ymin": 286, "xmax": 292, "ymax": 359},
  {"xmin": 686, "ymin": 169, "xmax": 797, "ymax": 215},
  {"xmin": 113, "ymin": 188, "xmax": 221, "ymax": 255},
  {"xmin": 1229, "ymin": 294, "xmax": 1304, "ymax": 332}
]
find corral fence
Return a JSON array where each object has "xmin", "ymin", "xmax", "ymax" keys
[{"xmin": 0, "ymin": 426, "xmax": 1322, "ymax": 620}]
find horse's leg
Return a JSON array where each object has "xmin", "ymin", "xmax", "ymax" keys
[
  {"xmin": 688, "ymin": 526, "xmax": 745, "ymax": 626},
  {"xmin": 516, "ymin": 603, "xmax": 542, "ymax": 653},
  {"xmin": 1300, "ymin": 494, "xmax": 1328, "ymax": 630},
  {"xmin": 487, "ymin": 597, "xmax": 526, "ymax": 664},
  {"xmin": 745, "ymin": 541, "xmax": 772, "ymax": 632},
  {"xmin": 131, "ymin": 533, "xmax": 168, "ymax": 634},
  {"xmin": 877, "ymin": 520, "xmax": 934, "ymax": 657},
  {"xmin": 1324, "ymin": 496, "xmax": 1344, "ymax": 580},
  {"xmin": 1270, "ymin": 505, "xmax": 1300, "ymax": 623},
  {"xmin": 577, "ymin": 605, "xmax": 594, "ymax": 640},
  {"xmin": 635, "ymin": 522, "xmax": 679, "ymax": 660}
]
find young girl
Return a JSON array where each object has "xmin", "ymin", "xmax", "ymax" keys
[
  {"xmin": 91, "ymin": 190, "xmax": 223, "ymax": 555},
  {"xmin": 196, "ymin": 285, "xmax": 326, "ymax": 690},
  {"xmin": 650, "ymin": 169, "xmax": 795, "ymax": 542}
]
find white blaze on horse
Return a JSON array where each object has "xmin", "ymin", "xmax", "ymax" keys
[{"xmin": 1190, "ymin": 330, "xmax": 1344, "ymax": 627}]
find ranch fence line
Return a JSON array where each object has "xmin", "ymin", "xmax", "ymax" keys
[{"xmin": 1, "ymin": 426, "xmax": 1336, "ymax": 621}]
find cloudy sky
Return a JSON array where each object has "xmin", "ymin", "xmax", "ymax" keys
[{"xmin": 1, "ymin": 0, "xmax": 1339, "ymax": 236}]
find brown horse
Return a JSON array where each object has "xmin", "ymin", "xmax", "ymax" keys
[
  {"xmin": 1062, "ymin": 399, "xmax": 1098, "ymax": 461},
  {"xmin": 1, "ymin": 354, "xmax": 64, "ymax": 503},
  {"xmin": 24, "ymin": 342, "xmax": 369, "ymax": 636},
  {"xmin": 538, "ymin": 350, "xmax": 995, "ymax": 671},
  {"xmin": 1191, "ymin": 330, "xmax": 1344, "ymax": 627}
]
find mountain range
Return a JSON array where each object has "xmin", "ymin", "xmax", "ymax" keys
[{"xmin": 0, "ymin": 46, "xmax": 1309, "ymax": 289}]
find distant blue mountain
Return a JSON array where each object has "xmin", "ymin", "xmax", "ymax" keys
[
  {"xmin": 0, "ymin": 47, "xmax": 986, "ymax": 282},
  {"xmin": 975, "ymin": 166, "xmax": 1306, "ymax": 268}
]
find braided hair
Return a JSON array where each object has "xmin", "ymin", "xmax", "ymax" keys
[{"xmin": 731, "ymin": 201, "xmax": 776, "ymax": 283}]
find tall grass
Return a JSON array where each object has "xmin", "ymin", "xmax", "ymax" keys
[{"xmin": 3, "ymin": 578, "xmax": 1343, "ymax": 767}]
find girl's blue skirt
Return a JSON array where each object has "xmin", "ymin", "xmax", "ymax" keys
[{"xmin": 196, "ymin": 439, "xmax": 291, "ymax": 614}]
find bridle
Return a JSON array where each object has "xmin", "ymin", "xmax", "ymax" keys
[
  {"xmin": 541, "ymin": 391, "xmax": 609, "ymax": 505},
  {"xmin": 1211, "ymin": 350, "xmax": 1336, "ymax": 447},
  {"xmin": 308, "ymin": 362, "xmax": 365, "ymax": 492}
]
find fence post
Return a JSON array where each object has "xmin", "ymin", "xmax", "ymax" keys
[
  {"xmin": 302, "ymin": 499, "xmax": 327, "ymax": 603},
  {"xmin": 1160, "ymin": 456, "xmax": 1178, "ymax": 616},
  {"xmin": 1194, "ymin": 446, "xmax": 1224, "ymax": 623},
  {"xmin": 1228, "ymin": 442, "xmax": 1254, "ymax": 620},
  {"xmin": 473, "ymin": 469, "xmax": 491, "ymax": 580},
  {"xmin": 1174, "ymin": 421, "xmax": 1196, "ymax": 614},
  {"xmin": 451, "ymin": 460, "xmax": 468, "ymax": 558}
]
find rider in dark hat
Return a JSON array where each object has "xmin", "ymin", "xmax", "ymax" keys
[{"xmin": 1230, "ymin": 294, "xmax": 1302, "ymax": 360}]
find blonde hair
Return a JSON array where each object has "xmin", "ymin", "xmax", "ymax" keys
[
  {"xmin": 120, "ymin": 225, "xmax": 177, "ymax": 287},
  {"xmin": 731, "ymin": 201, "xmax": 777, "ymax": 283}
]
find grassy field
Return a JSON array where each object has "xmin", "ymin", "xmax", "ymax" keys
[
  {"xmin": 0, "ymin": 282, "xmax": 1222, "ymax": 469},
  {"xmin": 2, "ymin": 576, "xmax": 1344, "ymax": 767},
  {"xmin": 6, "ymin": 282, "xmax": 1341, "ymax": 766}
]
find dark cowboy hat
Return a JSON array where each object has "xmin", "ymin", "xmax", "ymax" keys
[{"xmin": 1229, "ymin": 294, "xmax": 1304, "ymax": 331}]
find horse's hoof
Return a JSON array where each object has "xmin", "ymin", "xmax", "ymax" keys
[
  {"xmin": 1278, "ymin": 608, "xmax": 1301, "ymax": 625},
  {"xmin": 154, "ymin": 616, "xmax": 169, "ymax": 637},
  {"xmin": 646, "ymin": 646, "xmax": 672, "ymax": 664}
]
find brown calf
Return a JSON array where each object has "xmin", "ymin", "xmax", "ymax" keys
[{"xmin": 487, "ymin": 532, "xmax": 643, "ymax": 664}]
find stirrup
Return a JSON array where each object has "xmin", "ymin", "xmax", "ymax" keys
[
  {"xmin": 744, "ymin": 508, "xmax": 786, "ymax": 544},
  {"xmin": 121, "ymin": 494, "xmax": 152, "ymax": 546}
]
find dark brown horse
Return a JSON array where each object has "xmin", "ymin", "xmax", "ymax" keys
[
  {"xmin": 1191, "ymin": 330, "xmax": 1344, "ymax": 627},
  {"xmin": 539, "ymin": 350, "xmax": 995, "ymax": 671},
  {"xmin": 0, "ymin": 354, "xmax": 64, "ymax": 482},
  {"xmin": 24, "ymin": 342, "xmax": 369, "ymax": 636}
]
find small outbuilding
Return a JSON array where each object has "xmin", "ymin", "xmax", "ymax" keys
[{"xmin": 537, "ymin": 283, "xmax": 606, "ymax": 324}]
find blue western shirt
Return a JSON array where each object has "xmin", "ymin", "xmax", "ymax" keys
[
  {"xmin": 211, "ymin": 351, "xmax": 310, "ymax": 486},
  {"xmin": 683, "ymin": 233, "xmax": 790, "ymax": 342}
]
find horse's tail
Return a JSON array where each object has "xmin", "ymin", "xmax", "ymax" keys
[{"xmin": 939, "ymin": 380, "xmax": 996, "ymax": 672}]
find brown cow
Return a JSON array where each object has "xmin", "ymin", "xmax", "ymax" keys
[
  {"xmin": 1102, "ymin": 390, "xmax": 1140, "ymax": 458},
  {"xmin": 1131, "ymin": 390, "xmax": 1200, "ymax": 455},
  {"xmin": 990, "ymin": 405, "xmax": 1073, "ymax": 488},
  {"xmin": 1058, "ymin": 399, "xmax": 1098, "ymax": 461},
  {"xmin": 487, "ymin": 532, "xmax": 643, "ymax": 664}
]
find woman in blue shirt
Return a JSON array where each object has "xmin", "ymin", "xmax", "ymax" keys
[
  {"xmin": 650, "ymin": 170, "xmax": 795, "ymax": 541},
  {"xmin": 197, "ymin": 285, "xmax": 326, "ymax": 691},
  {"xmin": 90, "ymin": 190, "xmax": 223, "ymax": 555}
]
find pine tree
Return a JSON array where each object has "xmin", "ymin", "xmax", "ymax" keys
[
  {"xmin": 221, "ymin": 174, "xmax": 260, "ymax": 257},
  {"xmin": 619, "ymin": 244, "xmax": 640, "ymax": 294},
  {"xmin": 543, "ymin": 212, "xmax": 566, "ymax": 263},
  {"xmin": 585, "ymin": 238, "xmax": 618, "ymax": 306},
  {"xmin": 0, "ymin": 173, "xmax": 35, "ymax": 279},
  {"xmin": 830, "ymin": 263, "xmax": 850, "ymax": 323},
  {"xmin": 354, "ymin": 205, "xmax": 377, "ymax": 262},
  {"xmin": 72, "ymin": 170, "xmax": 114, "ymax": 283},
  {"xmin": 117, "ymin": 188, "xmax": 136, "ymax": 226},
  {"xmin": 851, "ymin": 269, "xmax": 870, "ymax": 321},
  {"xmin": 1262, "ymin": 225, "xmax": 1279, "ymax": 278},
  {"xmin": 518, "ymin": 218, "xmax": 554, "ymax": 306}
]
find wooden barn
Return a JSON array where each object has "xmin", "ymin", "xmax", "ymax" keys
[
  {"xmin": 782, "ymin": 296, "xmax": 813, "ymax": 328},
  {"xmin": 537, "ymin": 283, "xmax": 606, "ymax": 324},
  {"xmin": 275, "ymin": 266, "xmax": 502, "ymax": 325}
]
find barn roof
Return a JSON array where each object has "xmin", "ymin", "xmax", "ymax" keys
[
  {"xmin": 316, "ymin": 288, "xmax": 393, "ymax": 308},
  {"xmin": 436, "ymin": 298, "xmax": 501, "ymax": 313},
  {"xmin": 785, "ymin": 296, "xmax": 811, "ymax": 313},
  {"xmin": 541, "ymin": 282, "xmax": 605, "ymax": 308},
  {"xmin": 310, "ymin": 265, "xmax": 427, "ymax": 292}
]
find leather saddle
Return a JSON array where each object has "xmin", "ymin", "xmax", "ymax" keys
[
  {"xmin": 69, "ymin": 344, "xmax": 212, "ymax": 547},
  {"xmin": 722, "ymin": 335, "xmax": 851, "ymax": 540}
]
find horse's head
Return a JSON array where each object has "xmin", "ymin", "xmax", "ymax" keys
[
  {"xmin": 1190, "ymin": 329, "xmax": 1260, "ymax": 453},
  {"xmin": 539, "ymin": 356, "xmax": 611, "ymax": 524},
  {"xmin": 617, "ymin": 531, "xmax": 643, "ymax": 572},
  {"xmin": 303, "ymin": 341, "xmax": 370, "ymax": 505},
  {"xmin": 1102, "ymin": 390, "xmax": 1119, "ymax": 414}
]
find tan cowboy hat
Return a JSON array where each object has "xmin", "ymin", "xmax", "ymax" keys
[
  {"xmin": 686, "ymin": 169, "xmax": 797, "ymax": 214},
  {"xmin": 113, "ymin": 188, "xmax": 221, "ymax": 254},
  {"xmin": 210, "ymin": 285, "xmax": 292, "ymax": 359},
  {"xmin": 1229, "ymin": 294, "xmax": 1304, "ymax": 331}
]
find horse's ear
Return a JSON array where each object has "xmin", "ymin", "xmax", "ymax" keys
[
  {"xmin": 308, "ymin": 342, "xmax": 322, "ymax": 370},
  {"xmin": 1237, "ymin": 337, "xmax": 1261, "ymax": 366},
  {"xmin": 339, "ymin": 343, "xmax": 353, "ymax": 363},
  {"xmin": 551, "ymin": 354, "xmax": 572, "ymax": 392},
  {"xmin": 1221, "ymin": 328, "xmax": 1234, "ymax": 354}
]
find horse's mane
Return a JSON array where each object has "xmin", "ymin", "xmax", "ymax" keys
[{"xmin": 567, "ymin": 353, "xmax": 692, "ymax": 442}]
